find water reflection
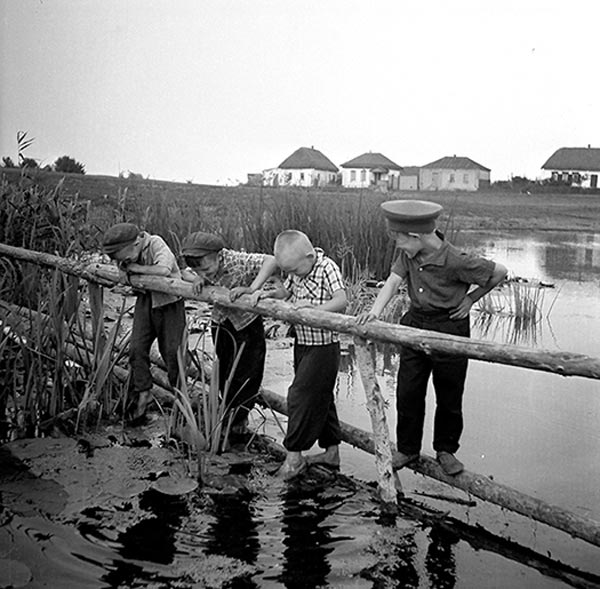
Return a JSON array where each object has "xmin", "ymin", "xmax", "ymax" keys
[
  {"xmin": 204, "ymin": 492, "xmax": 260, "ymax": 580},
  {"xmin": 425, "ymin": 526, "xmax": 458, "ymax": 589},
  {"xmin": 459, "ymin": 230, "xmax": 600, "ymax": 282},
  {"xmin": 278, "ymin": 484, "xmax": 335, "ymax": 588}
]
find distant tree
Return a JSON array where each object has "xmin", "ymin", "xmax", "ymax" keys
[
  {"xmin": 20, "ymin": 157, "xmax": 38, "ymax": 169},
  {"xmin": 54, "ymin": 155, "xmax": 86, "ymax": 174},
  {"xmin": 2, "ymin": 156, "xmax": 15, "ymax": 168}
]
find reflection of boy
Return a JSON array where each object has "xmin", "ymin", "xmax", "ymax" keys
[
  {"xmin": 180, "ymin": 232, "xmax": 278, "ymax": 435},
  {"xmin": 102, "ymin": 223, "xmax": 186, "ymax": 424},
  {"xmin": 255, "ymin": 230, "xmax": 347, "ymax": 479},
  {"xmin": 357, "ymin": 201, "xmax": 507, "ymax": 475}
]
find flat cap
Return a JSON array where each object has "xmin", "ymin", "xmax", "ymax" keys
[
  {"xmin": 380, "ymin": 200, "xmax": 443, "ymax": 234},
  {"xmin": 181, "ymin": 232, "xmax": 226, "ymax": 257},
  {"xmin": 102, "ymin": 223, "xmax": 140, "ymax": 254}
]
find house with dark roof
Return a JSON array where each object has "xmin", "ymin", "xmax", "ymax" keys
[
  {"xmin": 262, "ymin": 146, "xmax": 338, "ymax": 188},
  {"xmin": 542, "ymin": 146, "xmax": 600, "ymax": 188},
  {"xmin": 419, "ymin": 156, "xmax": 491, "ymax": 191},
  {"xmin": 339, "ymin": 152, "xmax": 402, "ymax": 190}
]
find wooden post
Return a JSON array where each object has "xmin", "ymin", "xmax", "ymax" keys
[{"xmin": 353, "ymin": 336, "xmax": 399, "ymax": 504}]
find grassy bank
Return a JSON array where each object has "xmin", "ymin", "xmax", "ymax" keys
[{"xmin": 3, "ymin": 168, "xmax": 600, "ymax": 280}]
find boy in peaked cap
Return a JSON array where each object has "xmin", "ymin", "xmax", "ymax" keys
[
  {"xmin": 357, "ymin": 200, "xmax": 507, "ymax": 475},
  {"xmin": 180, "ymin": 231, "xmax": 279, "ymax": 441},
  {"xmin": 103, "ymin": 222, "xmax": 186, "ymax": 425}
]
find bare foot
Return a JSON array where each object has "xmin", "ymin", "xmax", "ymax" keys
[{"xmin": 306, "ymin": 445, "xmax": 340, "ymax": 468}]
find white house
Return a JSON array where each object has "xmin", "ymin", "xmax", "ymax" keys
[
  {"xmin": 340, "ymin": 152, "xmax": 402, "ymax": 190},
  {"xmin": 542, "ymin": 146, "xmax": 600, "ymax": 189},
  {"xmin": 262, "ymin": 146, "xmax": 338, "ymax": 188},
  {"xmin": 420, "ymin": 156, "xmax": 491, "ymax": 191},
  {"xmin": 398, "ymin": 166, "xmax": 420, "ymax": 191}
]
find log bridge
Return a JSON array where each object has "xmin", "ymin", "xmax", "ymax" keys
[{"xmin": 2, "ymin": 242, "xmax": 600, "ymax": 551}]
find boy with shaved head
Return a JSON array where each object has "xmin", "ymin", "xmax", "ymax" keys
[{"xmin": 255, "ymin": 230, "xmax": 347, "ymax": 479}]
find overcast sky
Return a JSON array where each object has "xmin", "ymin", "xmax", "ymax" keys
[{"xmin": 2, "ymin": 0, "xmax": 599, "ymax": 185}]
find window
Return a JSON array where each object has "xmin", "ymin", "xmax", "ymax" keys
[
  {"xmin": 350, "ymin": 170, "xmax": 356, "ymax": 182},
  {"xmin": 360, "ymin": 169, "xmax": 366, "ymax": 182},
  {"xmin": 463, "ymin": 173, "xmax": 469, "ymax": 183},
  {"xmin": 449, "ymin": 173, "xmax": 455, "ymax": 183},
  {"xmin": 300, "ymin": 172, "xmax": 305, "ymax": 181}
]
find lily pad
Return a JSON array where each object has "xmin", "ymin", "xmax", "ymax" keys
[
  {"xmin": 150, "ymin": 475, "xmax": 198, "ymax": 495},
  {"xmin": 0, "ymin": 559, "xmax": 32, "ymax": 588}
]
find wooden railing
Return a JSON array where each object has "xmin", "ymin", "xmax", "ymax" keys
[{"xmin": 2, "ymin": 242, "xmax": 600, "ymax": 549}]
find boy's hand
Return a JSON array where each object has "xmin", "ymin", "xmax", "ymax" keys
[
  {"xmin": 192, "ymin": 276, "xmax": 207, "ymax": 295},
  {"xmin": 356, "ymin": 311, "xmax": 378, "ymax": 325},
  {"xmin": 118, "ymin": 268, "xmax": 132, "ymax": 285},
  {"xmin": 125, "ymin": 262, "xmax": 143, "ymax": 274},
  {"xmin": 230, "ymin": 286, "xmax": 252, "ymax": 301},
  {"xmin": 293, "ymin": 299, "xmax": 313, "ymax": 310},
  {"xmin": 449, "ymin": 295, "xmax": 474, "ymax": 320}
]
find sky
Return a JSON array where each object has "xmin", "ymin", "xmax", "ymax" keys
[{"xmin": 1, "ymin": 0, "xmax": 599, "ymax": 185}]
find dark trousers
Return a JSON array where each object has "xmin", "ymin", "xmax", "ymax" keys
[
  {"xmin": 129, "ymin": 294, "xmax": 186, "ymax": 394},
  {"xmin": 396, "ymin": 308, "xmax": 469, "ymax": 455},
  {"xmin": 211, "ymin": 317, "xmax": 266, "ymax": 427},
  {"xmin": 284, "ymin": 342, "xmax": 342, "ymax": 452}
]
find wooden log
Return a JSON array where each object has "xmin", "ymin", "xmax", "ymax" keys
[
  {"xmin": 2, "ymin": 245, "xmax": 600, "ymax": 380},
  {"xmin": 259, "ymin": 387, "xmax": 600, "ymax": 548},
  {"xmin": 0, "ymin": 243, "xmax": 113, "ymax": 285},
  {"xmin": 86, "ymin": 261, "xmax": 600, "ymax": 380},
  {"xmin": 353, "ymin": 336, "xmax": 398, "ymax": 503}
]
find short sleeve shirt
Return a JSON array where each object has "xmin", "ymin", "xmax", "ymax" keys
[
  {"xmin": 138, "ymin": 232, "xmax": 182, "ymax": 308},
  {"xmin": 283, "ymin": 249, "xmax": 345, "ymax": 345},
  {"xmin": 210, "ymin": 248, "xmax": 267, "ymax": 331},
  {"xmin": 391, "ymin": 238, "xmax": 494, "ymax": 312}
]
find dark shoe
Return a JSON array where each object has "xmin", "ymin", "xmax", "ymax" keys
[
  {"xmin": 437, "ymin": 452, "xmax": 464, "ymax": 475},
  {"xmin": 392, "ymin": 451, "xmax": 419, "ymax": 470},
  {"xmin": 276, "ymin": 458, "xmax": 307, "ymax": 481}
]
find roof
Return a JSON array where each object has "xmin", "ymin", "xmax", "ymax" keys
[
  {"xmin": 422, "ymin": 156, "xmax": 490, "ymax": 172},
  {"xmin": 340, "ymin": 152, "xmax": 402, "ymax": 171},
  {"xmin": 399, "ymin": 166, "xmax": 420, "ymax": 176},
  {"xmin": 278, "ymin": 147, "xmax": 338, "ymax": 172},
  {"xmin": 542, "ymin": 147, "xmax": 600, "ymax": 172}
]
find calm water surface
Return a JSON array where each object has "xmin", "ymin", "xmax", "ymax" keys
[{"xmin": 335, "ymin": 230, "xmax": 600, "ymax": 506}]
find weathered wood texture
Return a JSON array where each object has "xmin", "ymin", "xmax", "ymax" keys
[{"xmin": 353, "ymin": 336, "xmax": 398, "ymax": 502}]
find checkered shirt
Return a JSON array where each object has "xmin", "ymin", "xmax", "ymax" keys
[
  {"xmin": 283, "ymin": 248, "xmax": 345, "ymax": 346},
  {"xmin": 210, "ymin": 248, "xmax": 267, "ymax": 331}
]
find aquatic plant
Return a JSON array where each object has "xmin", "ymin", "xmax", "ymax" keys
[{"xmin": 473, "ymin": 279, "xmax": 558, "ymax": 345}]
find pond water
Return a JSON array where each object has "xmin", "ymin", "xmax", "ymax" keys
[
  {"xmin": 3, "ymin": 230, "xmax": 600, "ymax": 588},
  {"xmin": 309, "ymin": 229, "xmax": 600, "ymax": 581}
]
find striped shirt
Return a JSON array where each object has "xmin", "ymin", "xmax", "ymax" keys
[
  {"xmin": 137, "ymin": 232, "xmax": 182, "ymax": 309},
  {"xmin": 283, "ymin": 248, "xmax": 345, "ymax": 346},
  {"xmin": 210, "ymin": 248, "xmax": 267, "ymax": 331}
]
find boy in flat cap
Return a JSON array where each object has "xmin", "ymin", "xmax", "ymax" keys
[
  {"xmin": 181, "ymin": 231, "xmax": 278, "ymax": 439},
  {"xmin": 357, "ymin": 201, "xmax": 507, "ymax": 475},
  {"xmin": 253, "ymin": 230, "xmax": 347, "ymax": 479},
  {"xmin": 103, "ymin": 222, "xmax": 186, "ymax": 424}
]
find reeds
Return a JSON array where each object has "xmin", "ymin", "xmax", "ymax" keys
[{"xmin": 473, "ymin": 280, "xmax": 558, "ymax": 345}]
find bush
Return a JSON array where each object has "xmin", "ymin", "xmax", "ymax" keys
[{"xmin": 54, "ymin": 155, "xmax": 85, "ymax": 175}]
